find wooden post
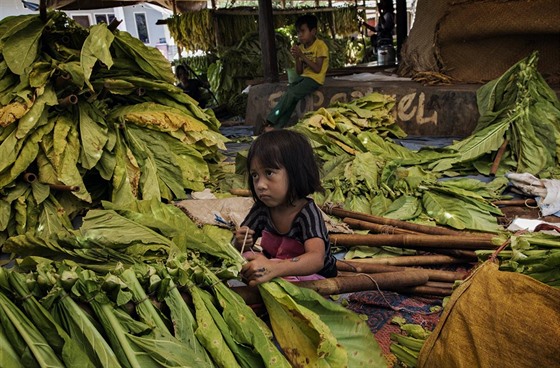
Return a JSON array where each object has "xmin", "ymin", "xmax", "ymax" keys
[
  {"xmin": 395, "ymin": 0, "xmax": 407, "ymax": 61},
  {"xmin": 40, "ymin": 0, "xmax": 47, "ymax": 21},
  {"xmin": 258, "ymin": 0, "xmax": 279, "ymax": 82}
]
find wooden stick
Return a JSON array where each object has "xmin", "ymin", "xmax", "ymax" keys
[
  {"xmin": 330, "ymin": 233, "xmax": 496, "ymax": 250},
  {"xmin": 323, "ymin": 206, "xmax": 465, "ymax": 236},
  {"xmin": 343, "ymin": 217, "xmax": 420, "ymax": 235},
  {"xmin": 347, "ymin": 255, "xmax": 473, "ymax": 267},
  {"xmin": 420, "ymin": 248, "xmax": 478, "ymax": 259},
  {"xmin": 296, "ymin": 271, "xmax": 429, "ymax": 295},
  {"xmin": 336, "ymin": 260, "xmax": 467, "ymax": 283},
  {"xmin": 490, "ymin": 139, "xmax": 509, "ymax": 176},
  {"xmin": 48, "ymin": 184, "xmax": 80, "ymax": 192},
  {"xmin": 492, "ymin": 198, "xmax": 537, "ymax": 206},
  {"xmin": 230, "ymin": 188, "xmax": 252, "ymax": 197},
  {"xmin": 395, "ymin": 285, "xmax": 453, "ymax": 297}
]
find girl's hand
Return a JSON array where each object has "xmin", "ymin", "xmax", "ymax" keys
[
  {"xmin": 241, "ymin": 253, "xmax": 276, "ymax": 286},
  {"xmin": 234, "ymin": 226, "xmax": 254, "ymax": 250}
]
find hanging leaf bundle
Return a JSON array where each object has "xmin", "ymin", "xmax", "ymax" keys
[{"xmin": 0, "ymin": 12, "xmax": 228, "ymax": 247}]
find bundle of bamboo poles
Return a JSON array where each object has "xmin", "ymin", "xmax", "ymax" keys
[{"xmin": 304, "ymin": 205, "xmax": 502, "ymax": 297}]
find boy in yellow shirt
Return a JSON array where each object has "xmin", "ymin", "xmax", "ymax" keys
[{"xmin": 265, "ymin": 14, "xmax": 329, "ymax": 130}]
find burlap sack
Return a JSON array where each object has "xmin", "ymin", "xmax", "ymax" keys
[
  {"xmin": 399, "ymin": 0, "xmax": 560, "ymax": 83},
  {"xmin": 417, "ymin": 260, "xmax": 560, "ymax": 368}
]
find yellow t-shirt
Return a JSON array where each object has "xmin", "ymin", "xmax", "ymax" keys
[{"xmin": 299, "ymin": 38, "xmax": 329, "ymax": 85}]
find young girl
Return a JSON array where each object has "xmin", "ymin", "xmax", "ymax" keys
[{"xmin": 233, "ymin": 130, "xmax": 337, "ymax": 287}]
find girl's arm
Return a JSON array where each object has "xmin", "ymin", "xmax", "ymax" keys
[{"xmin": 241, "ymin": 237, "xmax": 325, "ymax": 286}]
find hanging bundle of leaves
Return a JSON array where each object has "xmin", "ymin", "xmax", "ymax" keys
[{"xmin": 0, "ymin": 12, "xmax": 228, "ymax": 247}]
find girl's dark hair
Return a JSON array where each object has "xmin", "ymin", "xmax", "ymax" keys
[
  {"xmin": 246, "ymin": 130, "xmax": 324, "ymax": 204},
  {"xmin": 295, "ymin": 14, "xmax": 318, "ymax": 31}
]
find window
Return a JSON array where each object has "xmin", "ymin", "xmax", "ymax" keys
[
  {"xmin": 72, "ymin": 15, "xmax": 91, "ymax": 28},
  {"xmin": 95, "ymin": 14, "xmax": 116, "ymax": 25},
  {"xmin": 134, "ymin": 13, "xmax": 149, "ymax": 43}
]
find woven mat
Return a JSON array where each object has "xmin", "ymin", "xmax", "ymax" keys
[{"xmin": 346, "ymin": 290, "xmax": 442, "ymax": 367}]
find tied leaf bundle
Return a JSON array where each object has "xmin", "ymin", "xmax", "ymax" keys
[
  {"xmin": 476, "ymin": 232, "xmax": 560, "ymax": 287},
  {"xmin": 0, "ymin": 12, "xmax": 229, "ymax": 248}
]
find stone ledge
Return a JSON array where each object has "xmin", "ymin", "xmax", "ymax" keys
[{"xmin": 245, "ymin": 75, "xmax": 560, "ymax": 137}]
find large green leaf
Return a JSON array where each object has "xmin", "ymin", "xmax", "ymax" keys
[
  {"xmin": 260, "ymin": 279, "xmax": 388, "ymax": 368},
  {"xmin": 78, "ymin": 102, "xmax": 108, "ymax": 170},
  {"xmin": 422, "ymin": 191, "xmax": 501, "ymax": 233},
  {"xmin": 113, "ymin": 31, "xmax": 175, "ymax": 84},
  {"xmin": 429, "ymin": 115, "xmax": 513, "ymax": 172},
  {"xmin": 3, "ymin": 17, "xmax": 47, "ymax": 75},
  {"xmin": 81, "ymin": 23, "xmax": 114, "ymax": 89}
]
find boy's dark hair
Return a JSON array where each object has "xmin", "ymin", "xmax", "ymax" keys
[
  {"xmin": 295, "ymin": 14, "xmax": 318, "ymax": 31},
  {"xmin": 246, "ymin": 129, "xmax": 324, "ymax": 205}
]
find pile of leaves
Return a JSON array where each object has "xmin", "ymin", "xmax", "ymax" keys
[
  {"xmin": 0, "ymin": 12, "xmax": 228, "ymax": 247},
  {"xmin": 284, "ymin": 53, "xmax": 560, "ymax": 234},
  {"xmin": 423, "ymin": 51, "xmax": 560, "ymax": 177},
  {"xmin": 476, "ymin": 231, "xmax": 560, "ymax": 287},
  {"xmin": 287, "ymin": 93, "xmax": 507, "ymax": 234},
  {"xmin": 0, "ymin": 198, "xmax": 388, "ymax": 367}
]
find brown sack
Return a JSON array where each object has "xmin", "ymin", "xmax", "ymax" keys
[{"xmin": 417, "ymin": 261, "xmax": 560, "ymax": 368}]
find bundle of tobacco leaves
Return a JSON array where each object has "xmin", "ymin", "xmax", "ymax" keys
[{"xmin": 0, "ymin": 12, "xmax": 228, "ymax": 247}]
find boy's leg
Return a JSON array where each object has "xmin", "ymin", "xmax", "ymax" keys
[{"xmin": 266, "ymin": 77, "xmax": 321, "ymax": 129}]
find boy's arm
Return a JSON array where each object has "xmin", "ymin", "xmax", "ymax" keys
[{"xmin": 292, "ymin": 45, "xmax": 326, "ymax": 74}]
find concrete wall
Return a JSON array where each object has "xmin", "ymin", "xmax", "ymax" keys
[{"xmin": 246, "ymin": 77, "xmax": 481, "ymax": 137}]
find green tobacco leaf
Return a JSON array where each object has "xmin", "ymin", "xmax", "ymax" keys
[
  {"xmin": 7, "ymin": 270, "xmax": 97, "ymax": 368},
  {"xmin": 209, "ymin": 275, "xmax": 291, "ymax": 368},
  {"xmin": 81, "ymin": 23, "xmax": 114, "ymax": 89},
  {"xmin": 78, "ymin": 102, "xmax": 108, "ymax": 170},
  {"xmin": 113, "ymin": 31, "xmax": 175, "ymax": 83},
  {"xmin": 185, "ymin": 280, "xmax": 241, "ymax": 368},
  {"xmin": 260, "ymin": 279, "xmax": 388, "ymax": 368},
  {"xmin": 3, "ymin": 17, "xmax": 46, "ymax": 75},
  {"xmin": 383, "ymin": 195, "xmax": 421, "ymax": 220},
  {"xmin": 0, "ymin": 292, "xmax": 64, "ymax": 367},
  {"xmin": 422, "ymin": 191, "xmax": 501, "ymax": 233},
  {"xmin": 0, "ymin": 321, "xmax": 24, "ymax": 368},
  {"xmin": 430, "ymin": 115, "xmax": 513, "ymax": 172},
  {"xmin": 260, "ymin": 281, "xmax": 346, "ymax": 367}
]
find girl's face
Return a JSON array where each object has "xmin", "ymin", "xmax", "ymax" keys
[
  {"xmin": 250, "ymin": 158, "xmax": 290, "ymax": 208},
  {"xmin": 296, "ymin": 24, "xmax": 316, "ymax": 47}
]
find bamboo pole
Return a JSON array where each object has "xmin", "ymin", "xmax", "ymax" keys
[
  {"xmin": 323, "ymin": 206, "xmax": 484, "ymax": 237},
  {"xmin": 343, "ymin": 217, "xmax": 419, "ymax": 235},
  {"xmin": 420, "ymin": 248, "xmax": 478, "ymax": 259},
  {"xmin": 492, "ymin": 198, "xmax": 537, "ymax": 206},
  {"xmin": 330, "ymin": 233, "xmax": 496, "ymax": 250},
  {"xmin": 296, "ymin": 271, "xmax": 429, "ymax": 295},
  {"xmin": 395, "ymin": 285, "xmax": 453, "ymax": 297},
  {"xmin": 490, "ymin": 139, "xmax": 509, "ymax": 176},
  {"xmin": 230, "ymin": 188, "xmax": 251, "ymax": 197},
  {"xmin": 346, "ymin": 254, "xmax": 473, "ymax": 266},
  {"xmin": 336, "ymin": 260, "xmax": 467, "ymax": 283}
]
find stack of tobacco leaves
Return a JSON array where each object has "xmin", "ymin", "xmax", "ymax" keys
[
  {"xmin": 1, "ymin": 198, "xmax": 388, "ymax": 367},
  {"xmin": 0, "ymin": 12, "xmax": 228, "ymax": 248}
]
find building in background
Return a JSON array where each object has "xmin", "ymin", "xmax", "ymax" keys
[{"xmin": 1, "ymin": 0, "xmax": 177, "ymax": 60}]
